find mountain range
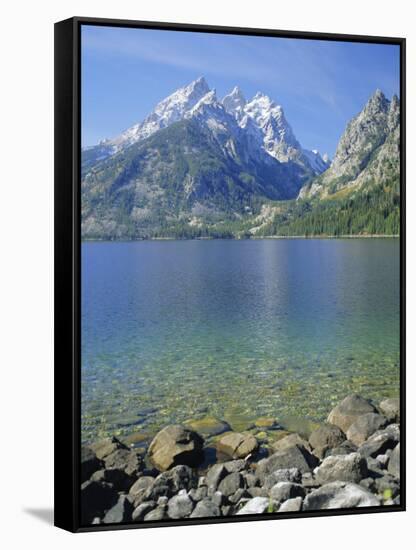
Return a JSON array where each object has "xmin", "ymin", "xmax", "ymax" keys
[{"xmin": 81, "ymin": 78, "xmax": 400, "ymax": 239}]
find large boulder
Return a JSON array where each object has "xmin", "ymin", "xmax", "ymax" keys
[
  {"xmin": 314, "ymin": 452, "xmax": 368, "ymax": 484},
  {"xmin": 148, "ymin": 425, "xmax": 204, "ymax": 471},
  {"xmin": 103, "ymin": 448, "xmax": 143, "ymax": 477},
  {"xmin": 327, "ymin": 395, "xmax": 377, "ymax": 433},
  {"xmin": 90, "ymin": 437, "xmax": 127, "ymax": 460},
  {"xmin": 263, "ymin": 468, "xmax": 302, "ymax": 491},
  {"xmin": 379, "ymin": 398, "xmax": 400, "ymax": 423},
  {"xmin": 303, "ymin": 481, "xmax": 380, "ymax": 510},
  {"xmin": 205, "ymin": 463, "xmax": 227, "ymax": 490},
  {"xmin": 190, "ymin": 499, "xmax": 221, "ymax": 518},
  {"xmin": 167, "ymin": 493, "xmax": 194, "ymax": 519},
  {"xmin": 256, "ymin": 445, "xmax": 318, "ymax": 481},
  {"xmin": 324, "ymin": 440, "xmax": 357, "ymax": 458},
  {"xmin": 271, "ymin": 433, "xmax": 311, "ymax": 453},
  {"xmin": 144, "ymin": 465, "xmax": 198, "ymax": 501},
  {"xmin": 270, "ymin": 482, "xmax": 305, "ymax": 503},
  {"xmin": 309, "ymin": 424, "xmax": 346, "ymax": 459},
  {"xmin": 188, "ymin": 486, "xmax": 208, "ymax": 502},
  {"xmin": 346, "ymin": 413, "xmax": 388, "ymax": 446},
  {"xmin": 223, "ymin": 459, "xmax": 247, "ymax": 473},
  {"xmin": 358, "ymin": 424, "xmax": 400, "ymax": 458},
  {"xmin": 217, "ymin": 432, "xmax": 258, "ymax": 459},
  {"xmin": 132, "ymin": 501, "xmax": 156, "ymax": 521},
  {"xmin": 388, "ymin": 443, "xmax": 400, "ymax": 478},
  {"xmin": 129, "ymin": 476, "xmax": 155, "ymax": 500},
  {"xmin": 236, "ymin": 496, "xmax": 270, "ymax": 515},
  {"xmin": 217, "ymin": 472, "xmax": 244, "ymax": 497},
  {"xmin": 278, "ymin": 496, "xmax": 303, "ymax": 512},
  {"xmin": 143, "ymin": 506, "xmax": 169, "ymax": 521}
]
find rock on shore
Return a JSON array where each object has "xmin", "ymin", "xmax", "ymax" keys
[{"xmin": 81, "ymin": 394, "xmax": 401, "ymax": 524}]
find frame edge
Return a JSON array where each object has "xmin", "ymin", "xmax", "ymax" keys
[{"xmin": 54, "ymin": 17, "xmax": 80, "ymax": 533}]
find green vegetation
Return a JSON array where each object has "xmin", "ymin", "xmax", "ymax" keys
[{"xmin": 255, "ymin": 180, "xmax": 400, "ymax": 237}]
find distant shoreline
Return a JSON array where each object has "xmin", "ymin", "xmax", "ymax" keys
[{"xmin": 81, "ymin": 234, "xmax": 400, "ymax": 243}]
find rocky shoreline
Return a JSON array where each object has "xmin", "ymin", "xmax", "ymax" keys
[{"xmin": 81, "ymin": 394, "xmax": 400, "ymax": 525}]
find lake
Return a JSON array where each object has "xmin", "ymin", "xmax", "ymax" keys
[{"xmin": 81, "ymin": 239, "xmax": 400, "ymax": 445}]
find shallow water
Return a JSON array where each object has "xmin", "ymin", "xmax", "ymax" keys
[{"xmin": 81, "ymin": 239, "xmax": 400, "ymax": 444}]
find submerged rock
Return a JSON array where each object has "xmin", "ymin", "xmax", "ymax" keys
[
  {"xmin": 327, "ymin": 395, "xmax": 377, "ymax": 433},
  {"xmin": 148, "ymin": 425, "xmax": 204, "ymax": 471},
  {"xmin": 184, "ymin": 416, "xmax": 231, "ymax": 437},
  {"xmin": 254, "ymin": 417, "xmax": 280, "ymax": 429}
]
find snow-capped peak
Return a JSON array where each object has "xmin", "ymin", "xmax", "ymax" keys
[
  {"xmin": 222, "ymin": 86, "xmax": 247, "ymax": 119},
  {"xmin": 186, "ymin": 89, "xmax": 241, "ymax": 140},
  {"xmin": 191, "ymin": 89, "xmax": 218, "ymax": 110},
  {"xmin": 240, "ymin": 93, "xmax": 301, "ymax": 162},
  {"xmin": 108, "ymin": 77, "xmax": 211, "ymax": 149},
  {"xmin": 88, "ymin": 78, "xmax": 329, "ymax": 177}
]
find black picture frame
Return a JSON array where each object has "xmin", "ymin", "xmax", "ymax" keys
[{"xmin": 54, "ymin": 16, "xmax": 406, "ymax": 533}]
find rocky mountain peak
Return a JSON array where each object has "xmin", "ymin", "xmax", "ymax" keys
[
  {"xmin": 299, "ymin": 89, "xmax": 399, "ymax": 199},
  {"xmin": 180, "ymin": 76, "xmax": 210, "ymax": 98},
  {"xmin": 84, "ymin": 79, "xmax": 330, "ymax": 177},
  {"xmin": 222, "ymin": 86, "xmax": 247, "ymax": 118},
  {"xmin": 364, "ymin": 88, "xmax": 389, "ymax": 115}
]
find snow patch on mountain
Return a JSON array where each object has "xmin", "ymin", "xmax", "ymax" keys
[{"xmin": 108, "ymin": 76, "xmax": 210, "ymax": 150}]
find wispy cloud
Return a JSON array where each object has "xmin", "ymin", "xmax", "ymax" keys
[{"xmin": 82, "ymin": 26, "xmax": 343, "ymax": 110}]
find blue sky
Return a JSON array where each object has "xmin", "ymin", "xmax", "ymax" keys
[{"xmin": 81, "ymin": 25, "xmax": 400, "ymax": 157}]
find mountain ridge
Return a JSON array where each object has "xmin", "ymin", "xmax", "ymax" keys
[
  {"xmin": 81, "ymin": 82, "xmax": 400, "ymax": 240},
  {"xmin": 83, "ymin": 77, "xmax": 329, "ymax": 177}
]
